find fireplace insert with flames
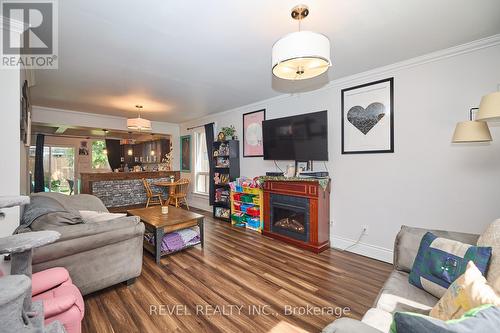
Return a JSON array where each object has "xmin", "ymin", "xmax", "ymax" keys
[{"xmin": 270, "ymin": 194, "xmax": 309, "ymax": 242}]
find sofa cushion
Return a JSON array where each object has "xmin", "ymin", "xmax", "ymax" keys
[
  {"xmin": 409, "ymin": 232, "xmax": 491, "ymax": 298},
  {"xmin": 430, "ymin": 261, "xmax": 500, "ymax": 320},
  {"xmin": 32, "ymin": 192, "xmax": 108, "ymax": 212},
  {"xmin": 375, "ymin": 271, "xmax": 438, "ymax": 314},
  {"xmin": 30, "ymin": 211, "xmax": 84, "ymax": 231},
  {"xmin": 79, "ymin": 210, "xmax": 127, "ymax": 223},
  {"xmin": 391, "ymin": 305, "xmax": 500, "ymax": 333},
  {"xmin": 322, "ymin": 317, "xmax": 385, "ymax": 333},
  {"xmin": 394, "ymin": 226, "xmax": 480, "ymax": 273},
  {"xmin": 477, "ymin": 218, "xmax": 500, "ymax": 292},
  {"xmin": 362, "ymin": 308, "xmax": 393, "ymax": 333}
]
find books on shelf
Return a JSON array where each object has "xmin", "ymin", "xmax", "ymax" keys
[{"xmin": 212, "ymin": 140, "xmax": 239, "ymax": 222}]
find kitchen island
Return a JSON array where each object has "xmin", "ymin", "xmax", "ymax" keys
[{"xmin": 80, "ymin": 171, "xmax": 180, "ymax": 209}]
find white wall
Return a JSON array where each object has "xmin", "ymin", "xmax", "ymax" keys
[
  {"xmin": 0, "ymin": 66, "xmax": 21, "ymax": 237},
  {"xmin": 31, "ymin": 106, "xmax": 181, "ymax": 171},
  {"xmin": 180, "ymin": 36, "xmax": 500, "ymax": 262}
]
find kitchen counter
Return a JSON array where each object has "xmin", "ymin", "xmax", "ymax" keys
[{"xmin": 80, "ymin": 171, "xmax": 180, "ymax": 208}]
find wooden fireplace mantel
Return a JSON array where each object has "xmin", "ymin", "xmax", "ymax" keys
[{"xmin": 262, "ymin": 179, "xmax": 331, "ymax": 253}]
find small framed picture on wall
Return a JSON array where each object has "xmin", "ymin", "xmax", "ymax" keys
[
  {"xmin": 180, "ymin": 135, "xmax": 191, "ymax": 172},
  {"xmin": 341, "ymin": 78, "xmax": 394, "ymax": 154},
  {"xmin": 243, "ymin": 109, "xmax": 266, "ymax": 157}
]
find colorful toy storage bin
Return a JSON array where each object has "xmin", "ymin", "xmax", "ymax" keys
[{"xmin": 229, "ymin": 179, "xmax": 264, "ymax": 233}]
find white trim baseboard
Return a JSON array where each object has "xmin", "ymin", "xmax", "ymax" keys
[{"xmin": 331, "ymin": 235, "xmax": 393, "ymax": 264}]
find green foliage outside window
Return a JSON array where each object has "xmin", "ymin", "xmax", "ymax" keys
[{"xmin": 92, "ymin": 140, "xmax": 109, "ymax": 169}]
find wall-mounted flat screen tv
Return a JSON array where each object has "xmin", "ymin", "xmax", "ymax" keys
[{"xmin": 262, "ymin": 110, "xmax": 328, "ymax": 161}]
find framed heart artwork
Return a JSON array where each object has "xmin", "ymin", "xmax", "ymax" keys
[{"xmin": 341, "ymin": 78, "xmax": 394, "ymax": 154}]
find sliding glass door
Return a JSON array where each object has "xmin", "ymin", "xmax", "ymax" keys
[{"xmin": 29, "ymin": 146, "xmax": 76, "ymax": 194}]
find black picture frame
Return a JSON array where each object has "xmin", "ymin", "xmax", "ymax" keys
[
  {"xmin": 341, "ymin": 77, "xmax": 394, "ymax": 154},
  {"xmin": 242, "ymin": 109, "xmax": 266, "ymax": 157},
  {"xmin": 20, "ymin": 80, "xmax": 30, "ymax": 145}
]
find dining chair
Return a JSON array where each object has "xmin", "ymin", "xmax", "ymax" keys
[
  {"xmin": 142, "ymin": 178, "xmax": 163, "ymax": 207},
  {"xmin": 168, "ymin": 178, "xmax": 190, "ymax": 210}
]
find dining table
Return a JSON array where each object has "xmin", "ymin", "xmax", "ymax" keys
[{"xmin": 154, "ymin": 179, "xmax": 178, "ymax": 206}]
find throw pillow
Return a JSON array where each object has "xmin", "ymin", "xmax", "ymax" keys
[
  {"xmin": 30, "ymin": 211, "xmax": 84, "ymax": 231},
  {"xmin": 79, "ymin": 210, "xmax": 127, "ymax": 223},
  {"xmin": 409, "ymin": 232, "xmax": 491, "ymax": 298},
  {"xmin": 430, "ymin": 261, "xmax": 500, "ymax": 320},
  {"xmin": 390, "ymin": 305, "xmax": 500, "ymax": 333},
  {"xmin": 477, "ymin": 219, "xmax": 500, "ymax": 293}
]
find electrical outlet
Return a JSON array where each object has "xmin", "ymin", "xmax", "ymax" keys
[{"xmin": 361, "ymin": 225, "xmax": 369, "ymax": 235}]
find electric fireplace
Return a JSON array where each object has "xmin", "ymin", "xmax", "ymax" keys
[{"xmin": 263, "ymin": 179, "xmax": 331, "ymax": 253}]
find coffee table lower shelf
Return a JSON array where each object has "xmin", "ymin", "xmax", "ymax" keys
[
  {"xmin": 127, "ymin": 206, "xmax": 205, "ymax": 264},
  {"xmin": 143, "ymin": 238, "xmax": 202, "ymax": 258}
]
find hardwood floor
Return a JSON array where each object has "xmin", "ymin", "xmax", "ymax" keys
[{"xmin": 83, "ymin": 209, "xmax": 392, "ymax": 333}]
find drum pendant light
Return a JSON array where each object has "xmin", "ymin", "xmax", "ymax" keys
[
  {"xmin": 272, "ymin": 5, "xmax": 331, "ymax": 80},
  {"xmin": 127, "ymin": 105, "xmax": 152, "ymax": 132}
]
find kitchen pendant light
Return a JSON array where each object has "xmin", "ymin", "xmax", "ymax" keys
[
  {"xmin": 127, "ymin": 105, "xmax": 152, "ymax": 132},
  {"xmin": 272, "ymin": 5, "xmax": 331, "ymax": 80},
  {"xmin": 102, "ymin": 129, "xmax": 108, "ymax": 155}
]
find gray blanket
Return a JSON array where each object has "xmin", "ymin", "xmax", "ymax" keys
[{"xmin": 15, "ymin": 195, "xmax": 83, "ymax": 233}]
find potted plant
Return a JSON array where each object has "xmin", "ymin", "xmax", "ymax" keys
[{"xmin": 220, "ymin": 125, "xmax": 237, "ymax": 140}]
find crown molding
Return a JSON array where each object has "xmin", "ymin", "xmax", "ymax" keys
[
  {"xmin": 327, "ymin": 33, "xmax": 500, "ymax": 89},
  {"xmin": 181, "ymin": 34, "xmax": 500, "ymax": 126}
]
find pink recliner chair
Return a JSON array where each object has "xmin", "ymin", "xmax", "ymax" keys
[{"xmin": 31, "ymin": 267, "xmax": 85, "ymax": 333}]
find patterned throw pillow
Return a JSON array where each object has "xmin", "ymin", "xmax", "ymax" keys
[
  {"xmin": 409, "ymin": 232, "xmax": 492, "ymax": 298},
  {"xmin": 430, "ymin": 261, "xmax": 500, "ymax": 320},
  {"xmin": 390, "ymin": 305, "xmax": 500, "ymax": 333},
  {"xmin": 477, "ymin": 219, "xmax": 500, "ymax": 293}
]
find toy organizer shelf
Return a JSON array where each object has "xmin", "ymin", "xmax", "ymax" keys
[
  {"xmin": 212, "ymin": 140, "xmax": 239, "ymax": 222},
  {"xmin": 230, "ymin": 186, "xmax": 263, "ymax": 233}
]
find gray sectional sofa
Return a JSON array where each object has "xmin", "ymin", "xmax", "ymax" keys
[
  {"xmin": 19, "ymin": 192, "xmax": 145, "ymax": 295},
  {"xmin": 323, "ymin": 225, "xmax": 480, "ymax": 333}
]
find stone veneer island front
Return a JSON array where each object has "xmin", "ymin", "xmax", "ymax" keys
[{"xmin": 80, "ymin": 171, "xmax": 180, "ymax": 209}]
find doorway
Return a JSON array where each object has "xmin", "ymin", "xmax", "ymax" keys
[{"xmin": 29, "ymin": 146, "xmax": 76, "ymax": 194}]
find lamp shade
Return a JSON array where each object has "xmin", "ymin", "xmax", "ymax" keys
[
  {"xmin": 272, "ymin": 31, "xmax": 331, "ymax": 80},
  {"xmin": 452, "ymin": 121, "xmax": 492, "ymax": 143},
  {"xmin": 127, "ymin": 117, "xmax": 152, "ymax": 131},
  {"xmin": 476, "ymin": 92, "xmax": 500, "ymax": 121}
]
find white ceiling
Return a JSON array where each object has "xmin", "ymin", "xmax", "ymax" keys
[{"xmin": 31, "ymin": 0, "xmax": 500, "ymax": 123}]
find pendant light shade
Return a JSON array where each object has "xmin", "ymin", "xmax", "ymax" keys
[
  {"xmin": 475, "ymin": 92, "xmax": 500, "ymax": 121},
  {"xmin": 452, "ymin": 121, "xmax": 492, "ymax": 143},
  {"xmin": 272, "ymin": 5, "xmax": 331, "ymax": 80},
  {"xmin": 127, "ymin": 117, "xmax": 152, "ymax": 131},
  {"xmin": 127, "ymin": 105, "xmax": 152, "ymax": 132},
  {"xmin": 272, "ymin": 31, "xmax": 331, "ymax": 80}
]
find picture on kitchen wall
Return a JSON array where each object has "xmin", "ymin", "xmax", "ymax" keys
[
  {"xmin": 341, "ymin": 77, "xmax": 394, "ymax": 154},
  {"xmin": 78, "ymin": 141, "xmax": 89, "ymax": 155},
  {"xmin": 243, "ymin": 109, "xmax": 266, "ymax": 157},
  {"xmin": 180, "ymin": 135, "xmax": 191, "ymax": 172}
]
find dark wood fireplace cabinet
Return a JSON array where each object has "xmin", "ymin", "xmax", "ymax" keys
[{"xmin": 263, "ymin": 179, "xmax": 331, "ymax": 253}]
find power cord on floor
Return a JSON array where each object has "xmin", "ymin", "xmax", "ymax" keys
[{"xmin": 339, "ymin": 227, "xmax": 367, "ymax": 252}]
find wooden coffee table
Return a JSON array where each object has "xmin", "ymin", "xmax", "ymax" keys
[{"xmin": 127, "ymin": 206, "xmax": 204, "ymax": 264}]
